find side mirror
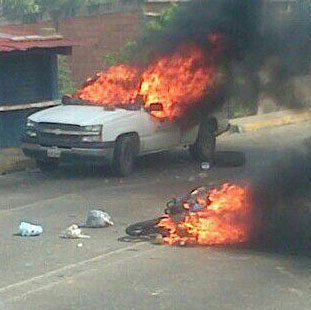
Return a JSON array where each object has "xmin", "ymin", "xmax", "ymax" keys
[{"xmin": 146, "ymin": 103, "xmax": 164, "ymax": 112}]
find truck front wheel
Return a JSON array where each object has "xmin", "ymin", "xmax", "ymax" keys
[
  {"xmin": 113, "ymin": 135, "xmax": 137, "ymax": 176},
  {"xmin": 189, "ymin": 121, "xmax": 216, "ymax": 163}
]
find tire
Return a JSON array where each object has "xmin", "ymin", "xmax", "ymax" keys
[
  {"xmin": 189, "ymin": 121, "xmax": 215, "ymax": 162},
  {"xmin": 36, "ymin": 160, "xmax": 59, "ymax": 172},
  {"xmin": 113, "ymin": 135, "xmax": 137, "ymax": 176},
  {"xmin": 125, "ymin": 218, "xmax": 163, "ymax": 237}
]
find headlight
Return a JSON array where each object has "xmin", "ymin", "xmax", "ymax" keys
[
  {"xmin": 25, "ymin": 120, "xmax": 37, "ymax": 137},
  {"xmin": 83, "ymin": 125, "xmax": 102, "ymax": 133},
  {"xmin": 81, "ymin": 125, "xmax": 102, "ymax": 142}
]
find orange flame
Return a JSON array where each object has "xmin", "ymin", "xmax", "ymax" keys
[
  {"xmin": 76, "ymin": 43, "xmax": 216, "ymax": 119},
  {"xmin": 76, "ymin": 65, "xmax": 140, "ymax": 106},
  {"xmin": 158, "ymin": 183, "xmax": 252, "ymax": 246},
  {"xmin": 139, "ymin": 44, "xmax": 215, "ymax": 118}
]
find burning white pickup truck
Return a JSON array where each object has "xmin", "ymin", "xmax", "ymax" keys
[
  {"xmin": 22, "ymin": 97, "xmax": 229, "ymax": 176},
  {"xmin": 22, "ymin": 43, "xmax": 230, "ymax": 176}
]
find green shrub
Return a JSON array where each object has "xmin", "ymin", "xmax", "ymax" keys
[{"xmin": 58, "ymin": 56, "xmax": 76, "ymax": 95}]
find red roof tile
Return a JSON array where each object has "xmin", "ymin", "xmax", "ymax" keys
[{"xmin": 0, "ymin": 27, "xmax": 79, "ymax": 53}]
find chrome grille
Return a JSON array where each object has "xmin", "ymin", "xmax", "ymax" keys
[
  {"xmin": 38, "ymin": 123, "xmax": 81, "ymax": 132},
  {"xmin": 37, "ymin": 122, "xmax": 82, "ymax": 148}
]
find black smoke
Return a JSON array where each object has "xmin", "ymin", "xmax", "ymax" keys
[
  {"xmin": 131, "ymin": 0, "xmax": 311, "ymax": 121},
  {"xmin": 134, "ymin": 0, "xmax": 262, "ymax": 62},
  {"xmin": 249, "ymin": 145, "xmax": 311, "ymax": 254},
  {"xmin": 130, "ymin": 1, "xmax": 311, "ymax": 253},
  {"xmin": 133, "ymin": 1, "xmax": 311, "ymax": 252},
  {"xmin": 130, "ymin": 0, "xmax": 263, "ymax": 121}
]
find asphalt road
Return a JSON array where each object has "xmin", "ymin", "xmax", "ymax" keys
[{"xmin": 1, "ymin": 122, "xmax": 311, "ymax": 310}]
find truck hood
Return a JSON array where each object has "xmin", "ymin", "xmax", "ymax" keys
[{"xmin": 29, "ymin": 105, "xmax": 136, "ymax": 126}]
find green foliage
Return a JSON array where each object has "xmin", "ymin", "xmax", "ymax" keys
[
  {"xmin": 58, "ymin": 56, "xmax": 76, "ymax": 95},
  {"xmin": 1, "ymin": 0, "xmax": 117, "ymax": 26},
  {"xmin": 85, "ymin": 0, "xmax": 114, "ymax": 5},
  {"xmin": 103, "ymin": 4, "xmax": 181, "ymax": 65},
  {"xmin": 103, "ymin": 40, "xmax": 138, "ymax": 66},
  {"xmin": 134, "ymin": 4, "xmax": 181, "ymax": 63},
  {"xmin": 1, "ymin": 0, "xmax": 40, "ymax": 22},
  {"xmin": 36, "ymin": 0, "xmax": 86, "ymax": 29}
]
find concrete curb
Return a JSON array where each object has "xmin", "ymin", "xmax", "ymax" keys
[{"xmin": 230, "ymin": 109, "xmax": 311, "ymax": 133}]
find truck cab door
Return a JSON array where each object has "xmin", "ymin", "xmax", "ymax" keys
[
  {"xmin": 137, "ymin": 108, "xmax": 181, "ymax": 153},
  {"xmin": 154, "ymin": 117, "xmax": 181, "ymax": 150}
]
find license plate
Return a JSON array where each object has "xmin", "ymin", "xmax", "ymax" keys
[{"xmin": 47, "ymin": 147, "xmax": 61, "ymax": 158}]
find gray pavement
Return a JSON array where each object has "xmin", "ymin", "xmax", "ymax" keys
[{"xmin": 1, "ymin": 122, "xmax": 311, "ymax": 309}]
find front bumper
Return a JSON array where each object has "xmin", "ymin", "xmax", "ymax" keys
[{"xmin": 22, "ymin": 142, "xmax": 115, "ymax": 164}]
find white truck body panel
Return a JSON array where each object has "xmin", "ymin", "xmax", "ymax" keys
[
  {"xmin": 25, "ymin": 102, "xmax": 229, "ymax": 164},
  {"xmin": 29, "ymin": 105, "xmax": 194, "ymax": 152},
  {"xmin": 30, "ymin": 105, "xmax": 135, "ymax": 127}
]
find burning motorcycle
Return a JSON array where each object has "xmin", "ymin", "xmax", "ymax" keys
[{"xmin": 126, "ymin": 183, "xmax": 252, "ymax": 246}]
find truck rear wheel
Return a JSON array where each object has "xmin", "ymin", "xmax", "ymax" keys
[
  {"xmin": 36, "ymin": 160, "xmax": 59, "ymax": 172},
  {"xmin": 113, "ymin": 135, "xmax": 137, "ymax": 176},
  {"xmin": 189, "ymin": 121, "xmax": 215, "ymax": 162}
]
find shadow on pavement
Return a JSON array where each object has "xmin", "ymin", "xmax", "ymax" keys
[
  {"xmin": 38, "ymin": 149, "xmax": 247, "ymax": 180},
  {"xmin": 214, "ymin": 151, "xmax": 246, "ymax": 167}
]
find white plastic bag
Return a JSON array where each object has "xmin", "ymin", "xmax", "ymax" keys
[
  {"xmin": 19, "ymin": 222, "xmax": 43, "ymax": 237},
  {"xmin": 85, "ymin": 210, "xmax": 114, "ymax": 228}
]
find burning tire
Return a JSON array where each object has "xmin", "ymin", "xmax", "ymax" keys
[
  {"xmin": 189, "ymin": 121, "xmax": 215, "ymax": 162},
  {"xmin": 113, "ymin": 135, "xmax": 137, "ymax": 176},
  {"xmin": 125, "ymin": 218, "xmax": 164, "ymax": 237},
  {"xmin": 36, "ymin": 160, "xmax": 59, "ymax": 172}
]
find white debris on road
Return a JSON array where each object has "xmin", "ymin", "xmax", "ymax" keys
[{"xmin": 61, "ymin": 224, "xmax": 90, "ymax": 239}]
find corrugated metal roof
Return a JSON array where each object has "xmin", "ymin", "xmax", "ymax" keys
[{"xmin": 0, "ymin": 27, "xmax": 77, "ymax": 53}]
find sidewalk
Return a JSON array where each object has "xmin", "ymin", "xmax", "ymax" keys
[
  {"xmin": 230, "ymin": 109, "xmax": 311, "ymax": 133},
  {"xmin": 1, "ymin": 108, "xmax": 311, "ymax": 174},
  {"xmin": 0, "ymin": 148, "xmax": 35, "ymax": 174}
]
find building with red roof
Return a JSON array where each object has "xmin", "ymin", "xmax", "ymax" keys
[{"xmin": 0, "ymin": 27, "xmax": 74, "ymax": 148}]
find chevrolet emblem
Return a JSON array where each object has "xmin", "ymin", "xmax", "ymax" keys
[{"xmin": 53, "ymin": 129, "xmax": 62, "ymax": 135}]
